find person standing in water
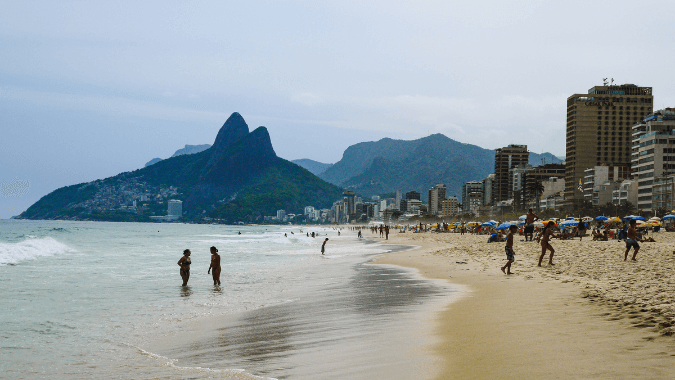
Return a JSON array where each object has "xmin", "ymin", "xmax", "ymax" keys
[
  {"xmin": 177, "ymin": 249, "xmax": 191, "ymax": 286},
  {"xmin": 207, "ymin": 246, "xmax": 221, "ymax": 285},
  {"xmin": 321, "ymin": 238, "xmax": 329, "ymax": 255}
]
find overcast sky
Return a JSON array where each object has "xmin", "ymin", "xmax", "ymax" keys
[{"xmin": 2, "ymin": 0, "xmax": 675, "ymax": 218}]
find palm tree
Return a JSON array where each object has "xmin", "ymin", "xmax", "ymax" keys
[{"xmin": 534, "ymin": 181, "xmax": 545, "ymax": 212}]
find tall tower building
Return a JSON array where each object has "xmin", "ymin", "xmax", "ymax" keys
[
  {"xmin": 494, "ymin": 145, "xmax": 529, "ymax": 204},
  {"xmin": 565, "ymin": 83, "xmax": 653, "ymax": 205},
  {"xmin": 428, "ymin": 184, "xmax": 447, "ymax": 215}
]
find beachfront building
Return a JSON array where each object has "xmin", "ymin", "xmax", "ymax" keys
[
  {"xmin": 582, "ymin": 164, "xmax": 630, "ymax": 206},
  {"xmin": 440, "ymin": 196, "xmax": 459, "ymax": 217},
  {"xmin": 342, "ymin": 190, "xmax": 356, "ymax": 218},
  {"xmin": 395, "ymin": 190, "xmax": 402, "ymax": 210},
  {"xmin": 631, "ymin": 108, "xmax": 675, "ymax": 212},
  {"xmin": 276, "ymin": 209, "xmax": 286, "ymax": 222},
  {"xmin": 405, "ymin": 191, "xmax": 421, "ymax": 201},
  {"xmin": 462, "ymin": 181, "xmax": 483, "ymax": 216},
  {"xmin": 612, "ymin": 180, "xmax": 638, "ymax": 207},
  {"xmin": 428, "ymin": 184, "xmax": 447, "ymax": 215},
  {"xmin": 523, "ymin": 164, "xmax": 566, "ymax": 209},
  {"xmin": 400, "ymin": 199, "xmax": 422, "ymax": 215},
  {"xmin": 494, "ymin": 145, "xmax": 529, "ymax": 204},
  {"xmin": 167, "ymin": 200, "xmax": 182, "ymax": 220},
  {"xmin": 508, "ymin": 164, "xmax": 533, "ymax": 209},
  {"xmin": 565, "ymin": 83, "xmax": 653, "ymax": 207},
  {"xmin": 304, "ymin": 206, "xmax": 315, "ymax": 216},
  {"xmin": 482, "ymin": 174, "xmax": 495, "ymax": 207}
]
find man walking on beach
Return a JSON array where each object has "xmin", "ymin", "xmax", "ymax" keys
[
  {"xmin": 524, "ymin": 209, "xmax": 538, "ymax": 241},
  {"xmin": 385, "ymin": 225, "xmax": 389, "ymax": 240},
  {"xmin": 501, "ymin": 225, "xmax": 518, "ymax": 275},
  {"xmin": 321, "ymin": 238, "xmax": 328, "ymax": 255},
  {"xmin": 624, "ymin": 219, "xmax": 642, "ymax": 261}
]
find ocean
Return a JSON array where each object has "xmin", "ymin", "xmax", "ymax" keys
[{"xmin": 0, "ymin": 220, "xmax": 457, "ymax": 379}]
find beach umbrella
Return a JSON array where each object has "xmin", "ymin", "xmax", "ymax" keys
[
  {"xmin": 533, "ymin": 221, "xmax": 545, "ymax": 227},
  {"xmin": 480, "ymin": 222, "xmax": 494, "ymax": 227},
  {"xmin": 561, "ymin": 220, "xmax": 578, "ymax": 226},
  {"xmin": 662, "ymin": 215, "xmax": 675, "ymax": 220},
  {"xmin": 582, "ymin": 216, "xmax": 593, "ymax": 222},
  {"xmin": 519, "ymin": 215, "xmax": 527, "ymax": 220},
  {"xmin": 634, "ymin": 216, "xmax": 646, "ymax": 221},
  {"xmin": 518, "ymin": 221, "xmax": 525, "ymax": 226},
  {"xmin": 565, "ymin": 216, "xmax": 575, "ymax": 220},
  {"xmin": 596, "ymin": 216, "xmax": 609, "ymax": 221},
  {"xmin": 496, "ymin": 223, "xmax": 513, "ymax": 230}
]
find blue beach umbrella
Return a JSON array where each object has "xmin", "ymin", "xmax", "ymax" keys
[
  {"xmin": 519, "ymin": 215, "xmax": 527, "ymax": 220},
  {"xmin": 565, "ymin": 217, "xmax": 575, "ymax": 220},
  {"xmin": 596, "ymin": 216, "xmax": 609, "ymax": 221},
  {"xmin": 663, "ymin": 215, "xmax": 675, "ymax": 220},
  {"xmin": 561, "ymin": 220, "xmax": 578, "ymax": 226},
  {"xmin": 634, "ymin": 216, "xmax": 646, "ymax": 221},
  {"xmin": 496, "ymin": 223, "xmax": 514, "ymax": 230},
  {"xmin": 481, "ymin": 222, "xmax": 494, "ymax": 227}
]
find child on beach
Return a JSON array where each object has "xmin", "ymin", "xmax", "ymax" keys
[
  {"xmin": 624, "ymin": 219, "xmax": 643, "ymax": 261},
  {"xmin": 539, "ymin": 221, "xmax": 558, "ymax": 267},
  {"xmin": 501, "ymin": 225, "xmax": 518, "ymax": 275}
]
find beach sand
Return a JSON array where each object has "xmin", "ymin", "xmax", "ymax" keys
[{"xmin": 371, "ymin": 230, "xmax": 675, "ymax": 379}]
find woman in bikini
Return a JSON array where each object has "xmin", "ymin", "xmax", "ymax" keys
[
  {"xmin": 539, "ymin": 221, "xmax": 558, "ymax": 267},
  {"xmin": 178, "ymin": 249, "xmax": 191, "ymax": 286},
  {"xmin": 207, "ymin": 246, "xmax": 221, "ymax": 286}
]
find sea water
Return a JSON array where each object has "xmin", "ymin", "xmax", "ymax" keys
[{"xmin": 0, "ymin": 220, "xmax": 457, "ymax": 379}]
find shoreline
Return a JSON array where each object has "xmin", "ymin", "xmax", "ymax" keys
[{"xmin": 371, "ymin": 231, "xmax": 675, "ymax": 379}]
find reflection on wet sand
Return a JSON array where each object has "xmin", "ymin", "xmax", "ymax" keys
[
  {"xmin": 154, "ymin": 260, "xmax": 455, "ymax": 380},
  {"xmin": 180, "ymin": 286, "xmax": 192, "ymax": 298}
]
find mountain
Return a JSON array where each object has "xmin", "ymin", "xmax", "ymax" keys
[
  {"xmin": 529, "ymin": 152, "xmax": 563, "ymax": 166},
  {"xmin": 21, "ymin": 113, "xmax": 344, "ymax": 223},
  {"xmin": 145, "ymin": 157, "xmax": 162, "ymax": 167},
  {"xmin": 291, "ymin": 159, "xmax": 334, "ymax": 176},
  {"xmin": 144, "ymin": 144, "xmax": 212, "ymax": 167},
  {"xmin": 319, "ymin": 134, "xmax": 563, "ymax": 201},
  {"xmin": 171, "ymin": 144, "xmax": 211, "ymax": 157}
]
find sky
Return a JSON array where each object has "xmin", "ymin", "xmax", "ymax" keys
[{"xmin": 2, "ymin": 0, "xmax": 675, "ymax": 218}]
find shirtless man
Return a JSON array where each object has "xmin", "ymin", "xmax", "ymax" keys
[
  {"xmin": 524, "ymin": 209, "xmax": 538, "ymax": 241},
  {"xmin": 624, "ymin": 219, "xmax": 643, "ymax": 261}
]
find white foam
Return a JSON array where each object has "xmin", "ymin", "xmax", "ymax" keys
[{"xmin": 0, "ymin": 237, "xmax": 74, "ymax": 266}]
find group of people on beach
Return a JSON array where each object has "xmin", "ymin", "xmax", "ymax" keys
[
  {"xmin": 501, "ymin": 209, "xmax": 645, "ymax": 275},
  {"xmin": 177, "ymin": 246, "xmax": 221, "ymax": 287}
]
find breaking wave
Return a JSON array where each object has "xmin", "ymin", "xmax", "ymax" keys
[{"xmin": 0, "ymin": 237, "xmax": 74, "ymax": 266}]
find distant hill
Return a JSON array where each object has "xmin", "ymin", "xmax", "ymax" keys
[
  {"xmin": 529, "ymin": 152, "xmax": 563, "ymax": 166},
  {"xmin": 320, "ymin": 135, "xmax": 562, "ymax": 201},
  {"xmin": 145, "ymin": 157, "xmax": 162, "ymax": 167},
  {"xmin": 21, "ymin": 113, "xmax": 343, "ymax": 223},
  {"xmin": 291, "ymin": 159, "xmax": 334, "ymax": 176},
  {"xmin": 171, "ymin": 144, "xmax": 211, "ymax": 157},
  {"xmin": 144, "ymin": 144, "xmax": 212, "ymax": 167}
]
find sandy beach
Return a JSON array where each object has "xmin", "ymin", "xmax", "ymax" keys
[{"xmin": 371, "ymin": 230, "xmax": 675, "ymax": 379}]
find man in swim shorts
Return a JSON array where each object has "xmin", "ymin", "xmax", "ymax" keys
[{"xmin": 524, "ymin": 209, "xmax": 538, "ymax": 241}]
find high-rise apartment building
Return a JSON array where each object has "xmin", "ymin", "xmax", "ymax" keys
[
  {"xmin": 462, "ymin": 181, "xmax": 484, "ymax": 216},
  {"xmin": 565, "ymin": 83, "xmax": 653, "ymax": 205},
  {"xmin": 405, "ymin": 191, "xmax": 421, "ymax": 200},
  {"xmin": 631, "ymin": 108, "xmax": 675, "ymax": 211},
  {"xmin": 428, "ymin": 184, "xmax": 447, "ymax": 215},
  {"xmin": 494, "ymin": 145, "xmax": 529, "ymax": 204},
  {"xmin": 167, "ymin": 200, "xmax": 182, "ymax": 220}
]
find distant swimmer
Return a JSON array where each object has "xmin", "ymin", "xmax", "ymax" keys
[
  {"xmin": 177, "ymin": 249, "xmax": 191, "ymax": 286},
  {"xmin": 291, "ymin": 231, "xmax": 294, "ymax": 235},
  {"xmin": 238, "ymin": 231, "xmax": 241, "ymax": 235},
  {"xmin": 358, "ymin": 230, "xmax": 363, "ymax": 239},
  {"xmin": 321, "ymin": 238, "xmax": 329, "ymax": 255},
  {"xmin": 285, "ymin": 233, "xmax": 288, "ymax": 237},
  {"xmin": 338, "ymin": 231, "xmax": 341, "ymax": 236},
  {"xmin": 208, "ymin": 246, "xmax": 221, "ymax": 286}
]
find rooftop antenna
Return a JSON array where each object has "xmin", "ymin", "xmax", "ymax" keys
[
  {"xmin": 611, "ymin": 78, "xmax": 614, "ymax": 86},
  {"xmin": 603, "ymin": 78, "xmax": 608, "ymax": 86}
]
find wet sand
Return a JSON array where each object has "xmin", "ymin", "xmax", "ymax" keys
[
  {"xmin": 144, "ymin": 244, "xmax": 459, "ymax": 379},
  {"xmin": 373, "ymin": 230, "xmax": 675, "ymax": 380}
]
